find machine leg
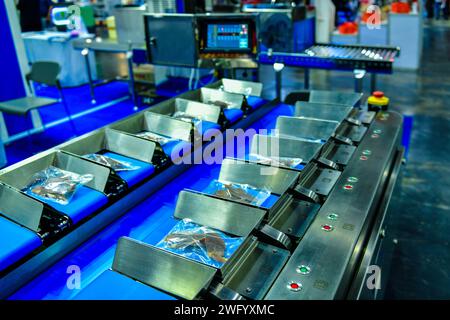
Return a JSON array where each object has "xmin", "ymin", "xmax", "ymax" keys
[
  {"xmin": 126, "ymin": 49, "xmax": 139, "ymax": 111},
  {"xmin": 354, "ymin": 69, "xmax": 367, "ymax": 94},
  {"xmin": 304, "ymin": 68, "xmax": 310, "ymax": 90},
  {"xmin": 274, "ymin": 63, "xmax": 285, "ymax": 101},
  {"xmin": 371, "ymin": 73, "xmax": 377, "ymax": 93},
  {"xmin": 82, "ymin": 48, "xmax": 96, "ymax": 105}
]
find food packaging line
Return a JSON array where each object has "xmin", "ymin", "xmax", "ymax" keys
[{"xmin": 0, "ymin": 79, "xmax": 403, "ymax": 300}]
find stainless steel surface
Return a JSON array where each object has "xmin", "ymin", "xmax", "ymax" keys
[
  {"xmin": 175, "ymin": 99, "xmax": 221, "ymax": 123},
  {"xmin": 145, "ymin": 112, "xmax": 193, "ymax": 142},
  {"xmin": 348, "ymin": 147, "xmax": 404, "ymax": 299},
  {"xmin": 222, "ymin": 241, "xmax": 290, "ymax": 300},
  {"xmin": 0, "ymin": 183, "xmax": 44, "ymax": 232},
  {"xmin": 181, "ymin": 88, "xmax": 245, "ymax": 110},
  {"xmin": 257, "ymin": 224, "xmax": 292, "ymax": 250},
  {"xmin": 174, "ymin": 190, "xmax": 266, "ymax": 237},
  {"xmin": 336, "ymin": 124, "xmax": 368, "ymax": 143},
  {"xmin": 218, "ymin": 158, "xmax": 299, "ymax": 195},
  {"xmin": 321, "ymin": 142, "xmax": 356, "ymax": 166},
  {"xmin": 265, "ymin": 111, "xmax": 402, "ymax": 300},
  {"xmin": 111, "ymin": 111, "xmax": 193, "ymax": 142},
  {"xmin": 294, "ymin": 102, "xmax": 353, "ymax": 123},
  {"xmin": 309, "ymin": 168, "xmax": 341, "ymax": 196},
  {"xmin": 209, "ymin": 78, "xmax": 263, "ymax": 97},
  {"xmin": 0, "ymin": 151, "xmax": 110, "ymax": 193},
  {"xmin": 112, "ymin": 237, "xmax": 216, "ymax": 300},
  {"xmin": 269, "ymin": 196, "xmax": 320, "ymax": 239},
  {"xmin": 60, "ymin": 128, "xmax": 156, "ymax": 164},
  {"xmin": 276, "ymin": 116, "xmax": 339, "ymax": 142},
  {"xmin": 113, "ymin": 6, "xmax": 147, "ymax": 46},
  {"xmin": 250, "ymin": 134, "xmax": 322, "ymax": 164},
  {"xmin": 308, "ymin": 90, "xmax": 363, "ymax": 107},
  {"xmin": 358, "ymin": 111, "xmax": 376, "ymax": 125},
  {"xmin": 145, "ymin": 14, "xmax": 197, "ymax": 67}
]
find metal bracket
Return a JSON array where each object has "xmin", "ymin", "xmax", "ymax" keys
[
  {"xmin": 292, "ymin": 185, "xmax": 320, "ymax": 203},
  {"xmin": 315, "ymin": 157, "xmax": 339, "ymax": 170},
  {"xmin": 333, "ymin": 134, "xmax": 353, "ymax": 146},
  {"xmin": 346, "ymin": 117, "xmax": 362, "ymax": 126},
  {"xmin": 255, "ymin": 224, "xmax": 292, "ymax": 251}
]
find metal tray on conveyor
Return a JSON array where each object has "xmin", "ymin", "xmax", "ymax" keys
[
  {"xmin": 249, "ymin": 134, "xmax": 323, "ymax": 168},
  {"xmin": 0, "ymin": 151, "xmax": 111, "ymax": 226},
  {"xmin": 110, "ymin": 112, "xmax": 193, "ymax": 163},
  {"xmin": 203, "ymin": 158, "xmax": 321, "ymax": 241},
  {"xmin": 149, "ymin": 98, "xmax": 222, "ymax": 128},
  {"xmin": 59, "ymin": 128, "xmax": 157, "ymax": 194},
  {"xmin": 179, "ymin": 87, "xmax": 249, "ymax": 123},
  {"xmin": 108, "ymin": 190, "xmax": 291, "ymax": 300},
  {"xmin": 293, "ymin": 101, "xmax": 353, "ymax": 123},
  {"xmin": 276, "ymin": 116, "xmax": 339, "ymax": 142},
  {"xmin": 205, "ymin": 78, "xmax": 267, "ymax": 112}
]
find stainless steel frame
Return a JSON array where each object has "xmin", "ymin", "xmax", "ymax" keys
[{"xmin": 265, "ymin": 111, "xmax": 403, "ymax": 299}]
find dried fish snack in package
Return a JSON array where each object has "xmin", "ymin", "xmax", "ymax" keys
[
  {"xmin": 249, "ymin": 153, "xmax": 303, "ymax": 169},
  {"xmin": 136, "ymin": 131, "xmax": 176, "ymax": 145},
  {"xmin": 23, "ymin": 166, "xmax": 93, "ymax": 205},
  {"xmin": 84, "ymin": 154, "xmax": 140, "ymax": 171},
  {"xmin": 172, "ymin": 111, "xmax": 202, "ymax": 125},
  {"xmin": 205, "ymin": 179, "xmax": 271, "ymax": 207},
  {"xmin": 157, "ymin": 219, "xmax": 244, "ymax": 268}
]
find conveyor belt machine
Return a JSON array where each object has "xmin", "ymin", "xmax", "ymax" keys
[{"xmin": 0, "ymin": 78, "xmax": 403, "ymax": 300}]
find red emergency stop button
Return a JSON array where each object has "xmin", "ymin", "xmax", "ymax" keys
[
  {"xmin": 373, "ymin": 91, "xmax": 384, "ymax": 98},
  {"xmin": 321, "ymin": 224, "xmax": 334, "ymax": 232}
]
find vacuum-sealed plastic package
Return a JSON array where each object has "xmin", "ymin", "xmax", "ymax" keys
[
  {"xmin": 277, "ymin": 132, "xmax": 324, "ymax": 144},
  {"xmin": 23, "ymin": 166, "xmax": 93, "ymax": 205},
  {"xmin": 136, "ymin": 131, "xmax": 175, "ymax": 145},
  {"xmin": 172, "ymin": 111, "xmax": 201, "ymax": 125},
  {"xmin": 83, "ymin": 153, "xmax": 140, "ymax": 171},
  {"xmin": 205, "ymin": 179, "xmax": 271, "ymax": 206},
  {"xmin": 156, "ymin": 219, "xmax": 244, "ymax": 268},
  {"xmin": 206, "ymin": 99, "xmax": 240, "ymax": 109},
  {"xmin": 249, "ymin": 153, "xmax": 303, "ymax": 169}
]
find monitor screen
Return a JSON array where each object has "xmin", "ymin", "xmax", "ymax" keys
[{"xmin": 206, "ymin": 23, "xmax": 250, "ymax": 51}]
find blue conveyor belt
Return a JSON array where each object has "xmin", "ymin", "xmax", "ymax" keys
[
  {"xmin": 0, "ymin": 216, "xmax": 42, "ymax": 273},
  {"xmin": 223, "ymin": 109, "xmax": 244, "ymax": 124},
  {"xmin": 26, "ymin": 185, "xmax": 109, "ymax": 225},
  {"xmin": 8, "ymin": 102, "xmax": 295, "ymax": 300},
  {"xmin": 103, "ymin": 152, "xmax": 155, "ymax": 188},
  {"xmin": 247, "ymin": 96, "xmax": 267, "ymax": 110},
  {"xmin": 72, "ymin": 269, "xmax": 175, "ymax": 300}
]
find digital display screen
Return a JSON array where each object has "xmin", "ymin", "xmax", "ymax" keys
[{"xmin": 206, "ymin": 24, "xmax": 249, "ymax": 51}]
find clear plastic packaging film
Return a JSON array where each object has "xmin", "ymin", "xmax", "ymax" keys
[
  {"xmin": 83, "ymin": 154, "xmax": 140, "ymax": 171},
  {"xmin": 172, "ymin": 111, "xmax": 201, "ymax": 125},
  {"xmin": 249, "ymin": 153, "xmax": 303, "ymax": 169},
  {"xmin": 23, "ymin": 166, "xmax": 93, "ymax": 205},
  {"xmin": 205, "ymin": 179, "xmax": 271, "ymax": 206},
  {"xmin": 156, "ymin": 219, "xmax": 244, "ymax": 268},
  {"xmin": 136, "ymin": 131, "xmax": 175, "ymax": 145},
  {"xmin": 206, "ymin": 99, "xmax": 233, "ymax": 109}
]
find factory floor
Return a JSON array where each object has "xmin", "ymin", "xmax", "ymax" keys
[
  {"xmin": 3, "ymin": 24, "xmax": 449, "ymax": 299},
  {"xmin": 259, "ymin": 22, "xmax": 450, "ymax": 299}
]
